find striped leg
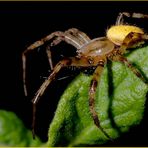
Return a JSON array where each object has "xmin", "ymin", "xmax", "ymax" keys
[
  {"xmin": 89, "ymin": 61, "xmax": 111, "ymax": 139},
  {"xmin": 116, "ymin": 12, "xmax": 148, "ymax": 25},
  {"xmin": 22, "ymin": 31, "xmax": 64, "ymax": 96},
  {"xmin": 111, "ymin": 32, "xmax": 147, "ymax": 84},
  {"xmin": 115, "ymin": 56, "xmax": 147, "ymax": 84},
  {"xmin": 32, "ymin": 56, "xmax": 97, "ymax": 138},
  {"xmin": 50, "ymin": 28, "xmax": 91, "ymax": 48},
  {"xmin": 66, "ymin": 28, "xmax": 91, "ymax": 44},
  {"xmin": 22, "ymin": 30, "xmax": 84, "ymax": 96}
]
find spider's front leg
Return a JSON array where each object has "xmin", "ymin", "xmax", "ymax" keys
[
  {"xmin": 31, "ymin": 56, "xmax": 96, "ymax": 138},
  {"xmin": 31, "ymin": 58, "xmax": 70, "ymax": 138},
  {"xmin": 89, "ymin": 60, "xmax": 111, "ymax": 140}
]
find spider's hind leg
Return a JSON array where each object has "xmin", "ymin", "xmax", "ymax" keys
[
  {"xmin": 116, "ymin": 12, "xmax": 148, "ymax": 25},
  {"xmin": 22, "ymin": 31, "xmax": 65, "ymax": 96},
  {"xmin": 45, "ymin": 28, "xmax": 91, "ymax": 70},
  {"xmin": 66, "ymin": 28, "xmax": 91, "ymax": 43},
  {"xmin": 50, "ymin": 28, "xmax": 91, "ymax": 48},
  {"xmin": 22, "ymin": 29, "xmax": 90, "ymax": 96}
]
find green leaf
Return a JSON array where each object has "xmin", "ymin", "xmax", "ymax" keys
[
  {"xmin": 0, "ymin": 110, "xmax": 42, "ymax": 146},
  {"xmin": 47, "ymin": 45, "xmax": 148, "ymax": 146}
]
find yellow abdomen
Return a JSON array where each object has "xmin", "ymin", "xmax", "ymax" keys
[{"xmin": 107, "ymin": 25, "xmax": 144, "ymax": 45}]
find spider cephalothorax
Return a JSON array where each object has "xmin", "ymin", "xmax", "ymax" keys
[{"xmin": 22, "ymin": 12, "xmax": 148, "ymax": 139}]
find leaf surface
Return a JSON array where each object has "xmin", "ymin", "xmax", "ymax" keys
[{"xmin": 0, "ymin": 110, "xmax": 42, "ymax": 146}]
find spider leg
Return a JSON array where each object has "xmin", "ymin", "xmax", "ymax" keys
[
  {"xmin": 50, "ymin": 32, "xmax": 85, "ymax": 48},
  {"xmin": 46, "ymin": 46, "xmax": 53, "ymax": 70},
  {"xmin": 110, "ymin": 32, "xmax": 147, "ymax": 84},
  {"xmin": 116, "ymin": 12, "xmax": 148, "ymax": 25},
  {"xmin": 50, "ymin": 28, "xmax": 91, "ymax": 48},
  {"xmin": 89, "ymin": 61, "xmax": 111, "ymax": 140},
  {"xmin": 32, "ymin": 58, "xmax": 70, "ymax": 138},
  {"xmin": 46, "ymin": 29, "xmax": 90, "ymax": 69},
  {"xmin": 22, "ymin": 31, "xmax": 64, "ymax": 96},
  {"xmin": 66, "ymin": 28, "xmax": 91, "ymax": 44},
  {"xmin": 46, "ymin": 28, "xmax": 91, "ymax": 70},
  {"xmin": 31, "ymin": 56, "xmax": 97, "ymax": 138},
  {"xmin": 117, "ymin": 32, "xmax": 145, "ymax": 54},
  {"xmin": 22, "ymin": 30, "xmax": 87, "ymax": 96},
  {"xmin": 114, "ymin": 56, "xmax": 147, "ymax": 84}
]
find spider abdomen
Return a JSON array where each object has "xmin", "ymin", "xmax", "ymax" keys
[{"xmin": 107, "ymin": 25, "xmax": 144, "ymax": 46}]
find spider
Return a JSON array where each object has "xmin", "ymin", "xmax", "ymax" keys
[{"xmin": 22, "ymin": 12, "xmax": 148, "ymax": 139}]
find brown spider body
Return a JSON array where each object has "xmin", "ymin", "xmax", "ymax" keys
[
  {"xmin": 77, "ymin": 27, "xmax": 144, "ymax": 67},
  {"xmin": 22, "ymin": 12, "xmax": 148, "ymax": 140},
  {"xmin": 77, "ymin": 37, "xmax": 114, "ymax": 57}
]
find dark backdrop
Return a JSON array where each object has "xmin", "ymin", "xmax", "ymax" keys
[{"xmin": 0, "ymin": 1, "xmax": 148, "ymax": 146}]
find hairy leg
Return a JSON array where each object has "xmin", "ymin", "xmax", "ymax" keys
[
  {"xmin": 116, "ymin": 32, "xmax": 145, "ymax": 55},
  {"xmin": 114, "ymin": 55, "xmax": 147, "ymax": 84},
  {"xmin": 66, "ymin": 28, "xmax": 91, "ymax": 44},
  {"xmin": 32, "ymin": 56, "xmax": 97, "ymax": 138},
  {"xmin": 50, "ymin": 28, "xmax": 91, "ymax": 48},
  {"xmin": 116, "ymin": 12, "xmax": 148, "ymax": 25},
  {"xmin": 22, "ymin": 30, "xmax": 85, "ymax": 96},
  {"xmin": 45, "ymin": 28, "xmax": 91, "ymax": 70},
  {"xmin": 109, "ymin": 32, "xmax": 147, "ymax": 84},
  {"xmin": 46, "ymin": 46, "xmax": 53, "ymax": 70},
  {"xmin": 89, "ymin": 60, "xmax": 111, "ymax": 139},
  {"xmin": 22, "ymin": 31, "xmax": 64, "ymax": 96}
]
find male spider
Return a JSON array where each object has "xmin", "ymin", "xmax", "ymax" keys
[{"xmin": 22, "ymin": 12, "xmax": 148, "ymax": 139}]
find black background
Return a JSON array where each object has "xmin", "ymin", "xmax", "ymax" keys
[{"xmin": 0, "ymin": 1, "xmax": 148, "ymax": 146}]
